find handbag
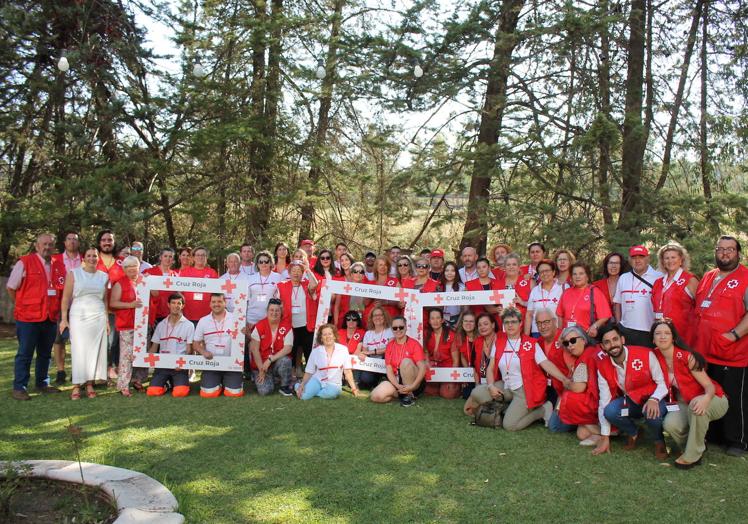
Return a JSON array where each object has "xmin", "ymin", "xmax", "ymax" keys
[{"xmin": 472, "ymin": 400, "xmax": 505, "ymax": 429}]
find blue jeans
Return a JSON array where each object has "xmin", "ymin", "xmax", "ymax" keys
[
  {"xmin": 548, "ymin": 411, "xmax": 575, "ymax": 433},
  {"xmin": 604, "ymin": 395, "xmax": 667, "ymax": 443},
  {"xmin": 295, "ymin": 377, "xmax": 341, "ymax": 400},
  {"xmin": 14, "ymin": 320, "xmax": 56, "ymax": 391}
]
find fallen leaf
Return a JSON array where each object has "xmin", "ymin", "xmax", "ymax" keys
[
  {"xmin": 499, "ymin": 452, "xmax": 507, "ymax": 456},
  {"xmin": 720, "ymin": 499, "xmax": 726, "ymax": 503},
  {"xmin": 484, "ymin": 479, "xmax": 489, "ymax": 483}
]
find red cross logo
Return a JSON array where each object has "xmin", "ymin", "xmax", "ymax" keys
[
  {"xmin": 144, "ymin": 354, "xmax": 160, "ymax": 367},
  {"xmin": 228, "ymin": 329, "xmax": 239, "ymax": 339},
  {"xmin": 631, "ymin": 358, "xmax": 643, "ymax": 371},
  {"xmin": 522, "ymin": 341, "xmax": 532, "ymax": 351},
  {"xmin": 395, "ymin": 288, "xmax": 409, "ymax": 301},
  {"xmin": 279, "ymin": 327, "xmax": 287, "ymax": 335},
  {"xmin": 221, "ymin": 279, "xmax": 237, "ymax": 294},
  {"xmin": 134, "ymin": 345, "xmax": 142, "ymax": 353},
  {"xmin": 450, "ymin": 370, "xmax": 461, "ymax": 380},
  {"xmin": 354, "ymin": 333, "xmax": 361, "ymax": 340},
  {"xmin": 433, "ymin": 294, "xmax": 443, "ymax": 305},
  {"xmin": 351, "ymin": 357, "xmax": 358, "ymax": 366},
  {"xmin": 676, "ymin": 351, "xmax": 682, "ymax": 359},
  {"xmin": 489, "ymin": 290, "xmax": 505, "ymax": 304},
  {"xmin": 426, "ymin": 369, "xmax": 436, "ymax": 380},
  {"xmin": 234, "ymin": 358, "xmax": 243, "ymax": 367},
  {"xmin": 343, "ymin": 283, "xmax": 352, "ymax": 293},
  {"xmin": 640, "ymin": 289, "xmax": 648, "ymax": 295},
  {"xmin": 239, "ymin": 293, "xmax": 247, "ymax": 300},
  {"xmin": 727, "ymin": 279, "xmax": 739, "ymax": 289},
  {"xmin": 175, "ymin": 357, "xmax": 186, "ymax": 369},
  {"xmin": 141, "ymin": 306, "xmax": 149, "ymax": 318},
  {"xmin": 163, "ymin": 278, "xmax": 173, "ymax": 288}
]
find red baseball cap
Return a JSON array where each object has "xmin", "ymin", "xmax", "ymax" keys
[
  {"xmin": 430, "ymin": 249, "xmax": 445, "ymax": 259},
  {"xmin": 300, "ymin": 239, "xmax": 314, "ymax": 247},
  {"xmin": 629, "ymin": 245, "xmax": 649, "ymax": 257}
]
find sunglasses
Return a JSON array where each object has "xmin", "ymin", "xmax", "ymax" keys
[
  {"xmin": 416, "ymin": 264, "xmax": 429, "ymax": 269},
  {"xmin": 351, "ymin": 269, "xmax": 365, "ymax": 274},
  {"xmin": 345, "ymin": 316, "xmax": 359, "ymax": 321},
  {"xmin": 398, "ymin": 263, "xmax": 410, "ymax": 268},
  {"xmin": 320, "ymin": 256, "xmax": 332, "ymax": 260},
  {"xmin": 392, "ymin": 325, "xmax": 406, "ymax": 331},
  {"xmin": 562, "ymin": 337, "xmax": 581, "ymax": 347},
  {"xmin": 257, "ymin": 259, "xmax": 271, "ymax": 264},
  {"xmin": 268, "ymin": 298, "xmax": 282, "ymax": 305}
]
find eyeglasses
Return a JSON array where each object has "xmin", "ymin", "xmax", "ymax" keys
[
  {"xmin": 537, "ymin": 319, "xmax": 554, "ymax": 327},
  {"xmin": 351, "ymin": 269, "xmax": 365, "ymax": 274},
  {"xmin": 398, "ymin": 263, "xmax": 410, "ymax": 268},
  {"xmin": 502, "ymin": 319, "xmax": 520, "ymax": 325},
  {"xmin": 715, "ymin": 247, "xmax": 737, "ymax": 254},
  {"xmin": 416, "ymin": 264, "xmax": 429, "ymax": 269},
  {"xmin": 538, "ymin": 269, "xmax": 553, "ymax": 274},
  {"xmin": 562, "ymin": 337, "xmax": 580, "ymax": 347},
  {"xmin": 392, "ymin": 325, "xmax": 406, "ymax": 331}
]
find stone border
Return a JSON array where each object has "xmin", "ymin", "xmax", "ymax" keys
[{"xmin": 0, "ymin": 460, "xmax": 184, "ymax": 524}]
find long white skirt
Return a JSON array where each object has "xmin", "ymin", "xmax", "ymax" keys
[{"xmin": 70, "ymin": 296, "xmax": 108, "ymax": 384}]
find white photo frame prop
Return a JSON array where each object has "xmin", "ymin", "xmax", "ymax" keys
[
  {"xmin": 313, "ymin": 280, "xmax": 419, "ymax": 374},
  {"xmin": 404, "ymin": 288, "xmax": 517, "ymax": 383},
  {"xmin": 132, "ymin": 275, "xmax": 249, "ymax": 371}
]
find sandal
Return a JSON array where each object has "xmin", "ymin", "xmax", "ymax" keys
[
  {"xmin": 71, "ymin": 387, "xmax": 81, "ymax": 400},
  {"xmin": 86, "ymin": 385, "xmax": 97, "ymax": 399}
]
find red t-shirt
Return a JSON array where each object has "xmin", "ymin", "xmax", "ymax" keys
[
  {"xmin": 426, "ymin": 330, "xmax": 455, "ymax": 367},
  {"xmin": 179, "ymin": 266, "xmax": 219, "ymax": 321},
  {"xmin": 556, "ymin": 285, "xmax": 612, "ymax": 330},
  {"xmin": 385, "ymin": 337, "xmax": 426, "ymax": 370}
]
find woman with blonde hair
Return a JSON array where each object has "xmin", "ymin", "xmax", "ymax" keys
[
  {"xmin": 553, "ymin": 249, "xmax": 576, "ymax": 289},
  {"xmin": 651, "ymin": 241, "xmax": 699, "ymax": 346}
]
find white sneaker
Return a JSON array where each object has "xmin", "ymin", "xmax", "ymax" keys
[
  {"xmin": 579, "ymin": 437, "xmax": 600, "ymax": 447},
  {"xmin": 542, "ymin": 401, "xmax": 553, "ymax": 427}
]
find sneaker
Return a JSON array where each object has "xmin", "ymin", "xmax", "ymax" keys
[
  {"xmin": 400, "ymin": 394, "xmax": 415, "ymax": 407},
  {"xmin": 579, "ymin": 437, "xmax": 599, "ymax": 447},
  {"xmin": 726, "ymin": 446, "xmax": 747, "ymax": 457},
  {"xmin": 55, "ymin": 371, "xmax": 66, "ymax": 385},
  {"xmin": 12, "ymin": 389, "xmax": 31, "ymax": 401},
  {"xmin": 542, "ymin": 401, "xmax": 553, "ymax": 427},
  {"xmin": 279, "ymin": 386, "xmax": 294, "ymax": 397}
]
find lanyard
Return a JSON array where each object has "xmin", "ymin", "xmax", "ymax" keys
[
  {"xmin": 569, "ymin": 286, "xmax": 590, "ymax": 320},
  {"xmin": 292, "ymin": 284, "xmax": 302, "ymax": 306},
  {"xmin": 501, "ymin": 338, "xmax": 520, "ymax": 375},
  {"xmin": 658, "ymin": 269, "xmax": 683, "ymax": 311}
]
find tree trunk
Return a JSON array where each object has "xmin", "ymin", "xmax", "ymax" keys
[
  {"xmin": 459, "ymin": 0, "xmax": 525, "ymax": 254},
  {"xmin": 298, "ymin": 0, "xmax": 345, "ymax": 244},
  {"xmin": 655, "ymin": 0, "xmax": 703, "ymax": 190},
  {"xmin": 700, "ymin": 2, "xmax": 713, "ymax": 201},
  {"xmin": 596, "ymin": 0, "xmax": 614, "ymax": 226},
  {"xmin": 617, "ymin": 0, "xmax": 647, "ymax": 237}
]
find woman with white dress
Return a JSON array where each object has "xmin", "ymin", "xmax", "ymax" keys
[{"xmin": 59, "ymin": 247, "xmax": 109, "ymax": 399}]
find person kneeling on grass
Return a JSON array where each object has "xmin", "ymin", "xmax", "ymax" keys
[
  {"xmin": 547, "ymin": 326, "xmax": 602, "ymax": 446},
  {"xmin": 295, "ymin": 324, "xmax": 360, "ymax": 400},
  {"xmin": 370, "ymin": 316, "xmax": 428, "ymax": 407},
  {"xmin": 193, "ymin": 293, "xmax": 246, "ymax": 398},
  {"xmin": 249, "ymin": 299, "xmax": 294, "ymax": 397},
  {"xmin": 463, "ymin": 308, "xmax": 570, "ymax": 430},
  {"xmin": 147, "ymin": 293, "xmax": 195, "ymax": 397}
]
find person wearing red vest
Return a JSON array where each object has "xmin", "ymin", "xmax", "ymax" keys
[
  {"xmin": 592, "ymin": 323, "xmax": 669, "ymax": 460},
  {"xmin": 535, "ymin": 308, "xmax": 564, "ymax": 406},
  {"xmin": 651, "ymin": 242, "xmax": 699, "ymax": 347},
  {"xmin": 423, "ymin": 309, "xmax": 461, "ymax": 399},
  {"xmin": 547, "ymin": 326, "xmax": 602, "ymax": 446},
  {"xmin": 338, "ymin": 310, "xmax": 366, "ymax": 355},
  {"xmin": 465, "ymin": 308, "xmax": 568, "ymax": 431},
  {"xmin": 465, "ymin": 258, "xmax": 503, "ymax": 320},
  {"xmin": 651, "ymin": 319, "xmax": 728, "ymax": 468},
  {"xmin": 249, "ymin": 299, "xmax": 294, "ymax": 396},
  {"xmin": 51, "ymin": 230, "xmax": 82, "ymax": 385},
  {"xmin": 143, "ymin": 248, "xmax": 179, "ymax": 325},
  {"xmin": 694, "ymin": 235, "xmax": 748, "ymax": 457},
  {"xmin": 109, "ymin": 257, "xmax": 147, "ymax": 396},
  {"xmin": 7, "ymin": 233, "xmax": 61, "ymax": 400},
  {"xmin": 179, "ymin": 246, "xmax": 219, "ymax": 323},
  {"xmin": 275, "ymin": 260, "xmax": 319, "ymax": 377}
]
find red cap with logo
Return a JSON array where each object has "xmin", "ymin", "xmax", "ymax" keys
[
  {"xmin": 300, "ymin": 239, "xmax": 314, "ymax": 247},
  {"xmin": 629, "ymin": 245, "xmax": 649, "ymax": 257},
  {"xmin": 430, "ymin": 249, "xmax": 445, "ymax": 259}
]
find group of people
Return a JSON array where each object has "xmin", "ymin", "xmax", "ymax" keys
[{"xmin": 7, "ymin": 230, "xmax": 748, "ymax": 468}]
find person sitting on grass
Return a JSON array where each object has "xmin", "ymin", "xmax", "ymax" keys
[
  {"xmin": 547, "ymin": 325, "xmax": 602, "ymax": 446},
  {"xmin": 652, "ymin": 318, "xmax": 729, "ymax": 469},
  {"xmin": 193, "ymin": 293, "xmax": 245, "ymax": 398},
  {"xmin": 295, "ymin": 324, "xmax": 359, "ymax": 400},
  {"xmin": 249, "ymin": 299, "xmax": 294, "ymax": 396},
  {"xmin": 147, "ymin": 293, "xmax": 195, "ymax": 397},
  {"xmin": 592, "ymin": 323, "xmax": 669, "ymax": 460},
  {"xmin": 370, "ymin": 316, "xmax": 428, "ymax": 407},
  {"xmin": 464, "ymin": 308, "xmax": 569, "ymax": 430}
]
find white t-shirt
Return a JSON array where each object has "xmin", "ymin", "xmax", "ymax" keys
[
  {"xmin": 194, "ymin": 312, "xmax": 235, "ymax": 357},
  {"xmin": 240, "ymin": 263, "xmax": 256, "ymax": 277},
  {"xmin": 443, "ymin": 283, "xmax": 466, "ymax": 318},
  {"xmin": 139, "ymin": 260, "xmax": 153, "ymax": 273},
  {"xmin": 151, "ymin": 315, "xmax": 195, "ymax": 354},
  {"xmin": 613, "ymin": 267, "xmax": 663, "ymax": 331},
  {"xmin": 493, "ymin": 339, "xmax": 547, "ymax": 391},
  {"xmin": 305, "ymin": 343, "xmax": 352, "ymax": 386},
  {"xmin": 246, "ymin": 272, "xmax": 282, "ymax": 324},
  {"xmin": 362, "ymin": 328, "xmax": 394, "ymax": 358},
  {"xmin": 219, "ymin": 271, "xmax": 250, "ymax": 313},
  {"xmin": 527, "ymin": 282, "xmax": 564, "ymax": 332}
]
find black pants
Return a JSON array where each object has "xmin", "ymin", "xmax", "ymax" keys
[
  {"xmin": 619, "ymin": 325, "xmax": 654, "ymax": 348},
  {"xmin": 707, "ymin": 364, "xmax": 748, "ymax": 450},
  {"xmin": 292, "ymin": 327, "xmax": 314, "ymax": 364}
]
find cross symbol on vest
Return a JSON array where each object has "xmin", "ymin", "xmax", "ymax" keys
[{"xmin": 631, "ymin": 358, "xmax": 643, "ymax": 371}]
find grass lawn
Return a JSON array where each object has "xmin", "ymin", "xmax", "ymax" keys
[{"xmin": 1, "ymin": 338, "xmax": 746, "ymax": 523}]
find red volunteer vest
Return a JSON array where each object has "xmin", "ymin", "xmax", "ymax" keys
[
  {"xmin": 143, "ymin": 266, "xmax": 179, "ymax": 321},
  {"xmin": 113, "ymin": 276, "xmax": 138, "ymax": 331},
  {"xmin": 539, "ymin": 333, "xmax": 569, "ymax": 396},
  {"xmin": 426, "ymin": 329, "xmax": 455, "ymax": 367},
  {"xmin": 338, "ymin": 328, "xmax": 365, "ymax": 354},
  {"xmin": 253, "ymin": 318, "xmax": 293, "ymax": 369},
  {"xmin": 472, "ymin": 336, "xmax": 492, "ymax": 382},
  {"xmin": 362, "ymin": 277, "xmax": 400, "ymax": 328},
  {"xmin": 401, "ymin": 277, "xmax": 439, "ymax": 293},
  {"xmin": 591, "ymin": 278, "xmax": 614, "ymax": 309},
  {"xmin": 276, "ymin": 279, "xmax": 318, "ymax": 331},
  {"xmin": 558, "ymin": 347, "xmax": 600, "ymax": 425},
  {"xmin": 654, "ymin": 347, "xmax": 725, "ymax": 403},
  {"xmin": 651, "ymin": 271, "xmax": 697, "ymax": 346},
  {"xmin": 694, "ymin": 265, "xmax": 748, "ymax": 367},
  {"xmin": 494, "ymin": 333, "xmax": 547, "ymax": 409},
  {"xmin": 96, "ymin": 255, "xmax": 125, "ymax": 284},
  {"xmin": 596, "ymin": 346, "xmax": 657, "ymax": 405},
  {"xmin": 13, "ymin": 254, "xmax": 59, "ymax": 322}
]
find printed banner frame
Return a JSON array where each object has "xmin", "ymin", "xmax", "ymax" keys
[{"xmin": 132, "ymin": 275, "xmax": 249, "ymax": 371}]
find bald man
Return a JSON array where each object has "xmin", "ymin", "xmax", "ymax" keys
[
  {"xmin": 458, "ymin": 247, "xmax": 479, "ymax": 282},
  {"xmin": 7, "ymin": 233, "xmax": 62, "ymax": 400}
]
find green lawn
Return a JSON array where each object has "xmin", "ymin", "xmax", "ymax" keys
[{"xmin": 0, "ymin": 339, "xmax": 746, "ymax": 523}]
